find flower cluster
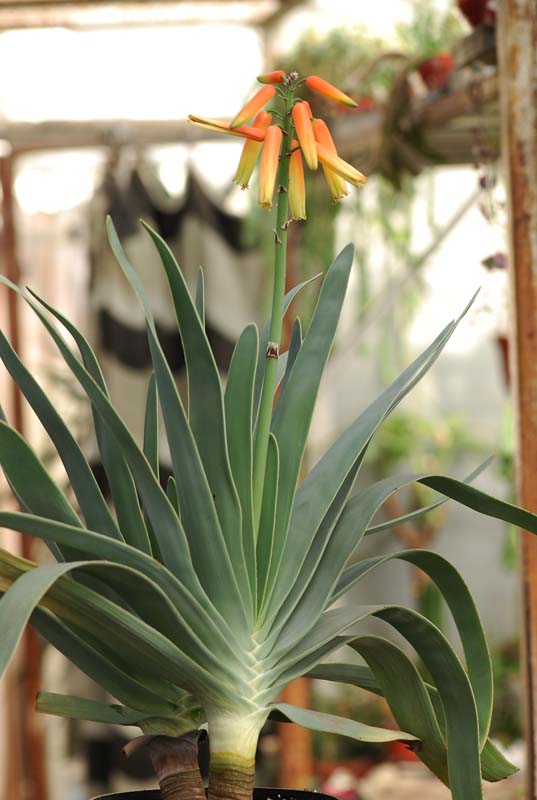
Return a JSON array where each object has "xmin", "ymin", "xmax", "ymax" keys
[{"xmin": 188, "ymin": 71, "xmax": 366, "ymax": 219}]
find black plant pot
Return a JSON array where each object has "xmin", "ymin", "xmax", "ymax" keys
[{"xmin": 91, "ymin": 790, "xmax": 337, "ymax": 800}]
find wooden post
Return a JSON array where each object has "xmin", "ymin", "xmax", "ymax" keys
[
  {"xmin": 278, "ymin": 678, "xmax": 315, "ymax": 789},
  {"xmin": 0, "ymin": 155, "xmax": 48, "ymax": 800},
  {"xmin": 496, "ymin": 1, "xmax": 537, "ymax": 796}
]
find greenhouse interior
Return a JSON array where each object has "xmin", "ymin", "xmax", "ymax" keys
[{"xmin": 1, "ymin": 1, "xmax": 536, "ymax": 799}]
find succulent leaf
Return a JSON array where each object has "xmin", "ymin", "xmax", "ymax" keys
[
  {"xmin": 308, "ymin": 661, "xmax": 517, "ymax": 783},
  {"xmin": 0, "ymin": 331, "xmax": 121, "ymax": 541},
  {"xmin": 269, "ymin": 702, "xmax": 417, "ymax": 744},
  {"xmin": 26, "ymin": 284, "xmax": 152, "ymax": 554},
  {"xmin": 107, "ymin": 219, "xmax": 252, "ymax": 629}
]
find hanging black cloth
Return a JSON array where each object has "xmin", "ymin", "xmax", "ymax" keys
[{"xmin": 86, "ymin": 156, "xmax": 262, "ymax": 485}]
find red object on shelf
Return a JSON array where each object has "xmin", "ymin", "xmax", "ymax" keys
[
  {"xmin": 355, "ymin": 96, "xmax": 377, "ymax": 112},
  {"xmin": 457, "ymin": 0, "xmax": 496, "ymax": 27},
  {"xmin": 331, "ymin": 95, "xmax": 378, "ymax": 116},
  {"xmin": 417, "ymin": 52, "xmax": 454, "ymax": 90}
]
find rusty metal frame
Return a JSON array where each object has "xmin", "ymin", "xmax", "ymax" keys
[{"xmin": 497, "ymin": 0, "xmax": 537, "ymax": 795}]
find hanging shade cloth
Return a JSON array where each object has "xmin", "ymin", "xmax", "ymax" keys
[{"xmin": 86, "ymin": 158, "xmax": 263, "ymax": 484}]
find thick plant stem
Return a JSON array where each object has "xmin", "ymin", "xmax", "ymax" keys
[
  {"xmin": 207, "ymin": 763, "xmax": 255, "ymax": 800},
  {"xmin": 207, "ymin": 710, "xmax": 265, "ymax": 800},
  {"xmin": 253, "ymin": 92, "xmax": 293, "ymax": 529},
  {"xmin": 158, "ymin": 768, "xmax": 206, "ymax": 800},
  {"xmin": 143, "ymin": 732, "xmax": 206, "ymax": 800}
]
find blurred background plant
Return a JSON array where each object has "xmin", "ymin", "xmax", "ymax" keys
[{"xmin": 396, "ymin": 0, "xmax": 465, "ymax": 61}]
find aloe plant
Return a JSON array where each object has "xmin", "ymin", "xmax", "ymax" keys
[{"xmin": 0, "ymin": 71, "xmax": 534, "ymax": 800}]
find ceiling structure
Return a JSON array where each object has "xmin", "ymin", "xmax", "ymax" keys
[
  {"xmin": 0, "ymin": 0, "xmax": 498, "ymax": 174},
  {"xmin": 0, "ymin": 0, "xmax": 303, "ymax": 29}
]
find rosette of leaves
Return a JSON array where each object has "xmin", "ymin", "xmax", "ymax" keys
[{"xmin": 0, "ymin": 220, "xmax": 535, "ymax": 800}]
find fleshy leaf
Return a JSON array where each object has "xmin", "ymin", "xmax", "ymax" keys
[
  {"xmin": 262, "ymin": 245, "xmax": 354, "ymax": 614},
  {"xmin": 0, "ymin": 331, "xmax": 121, "ymax": 541},
  {"xmin": 107, "ymin": 218, "xmax": 250, "ymax": 629},
  {"xmin": 308, "ymin": 661, "xmax": 517, "ymax": 783},
  {"xmin": 269, "ymin": 702, "xmax": 418, "ymax": 744},
  {"xmin": 224, "ymin": 324, "xmax": 258, "ymax": 598}
]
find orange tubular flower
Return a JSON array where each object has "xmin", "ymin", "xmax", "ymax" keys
[
  {"xmin": 188, "ymin": 115, "xmax": 265, "ymax": 142},
  {"xmin": 257, "ymin": 70, "xmax": 286, "ymax": 85},
  {"xmin": 305, "ymin": 75, "xmax": 358, "ymax": 108},
  {"xmin": 302, "ymin": 99, "xmax": 313, "ymax": 118},
  {"xmin": 233, "ymin": 111, "xmax": 272, "ymax": 190},
  {"xmin": 231, "ymin": 85, "xmax": 276, "ymax": 129},
  {"xmin": 323, "ymin": 168, "xmax": 349, "ymax": 203},
  {"xmin": 316, "ymin": 142, "xmax": 367, "ymax": 187},
  {"xmin": 292, "ymin": 101, "xmax": 318, "ymax": 170},
  {"xmin": 259, "ymin": 125, "xmax": 283, "ymax": 208},
  {"xmin": 289, "ymin": 139, "xmax": 306, "ymax": 220},
  {"xmin": 312, "ymin": 118, "xmax": 348, "ymax": 202},
  {"xmin": 311, "ymin": 117, "xmax": 338, "ymax": 152}
]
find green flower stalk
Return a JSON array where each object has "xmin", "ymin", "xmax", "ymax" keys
[
  {"xmin": 0, "ymin": 70, "xmax": 534, "ymax": 800},
  {"xmin": 190, "ymin": 73, "xmax": 366, "ymax": 530}
]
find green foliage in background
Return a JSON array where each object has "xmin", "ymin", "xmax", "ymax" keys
[{"xmin": 396, "ymin": 0, "xmax": 466, "ymax": 60}]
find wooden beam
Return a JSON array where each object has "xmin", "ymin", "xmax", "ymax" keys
[
  {"xmin": 332, "ymin": 70, "xmax": 500, "ymax": 174},
  {"xmin": 410, "ymin": 72, "xmax": 498, "ymax": 128},
  {"xmin": 0, "ymin": 119, "xmax": 219, "ymax": 155},
  {"xmin": 0, "ymin": 0, "xmax": 279, "ymax": 29},
  {"xmin": 262, "ymin": 0, "xmax": 303, "ymax": 31},
  {"xmin": 0, "ymin": 63, "xmax": 499, "ymax": 166},
  {"xmin": 452, "ymin": 24, "xmax": 496, "ymax": 69},
  {"xmin": 0, "ymin": 0, "xmax": 257, "ymax": 5},
  {"xmin": 496, "ymin": 1, "xmax": 537, "ymax": 797}
]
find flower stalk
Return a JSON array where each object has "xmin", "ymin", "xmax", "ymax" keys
[
  {"xmin": 194, "ymin": 70, "xmax": 367, "ymax": 541},
  {"xmin": 252, "ymin": 87, "xmax": 294, "ymax": 529}
]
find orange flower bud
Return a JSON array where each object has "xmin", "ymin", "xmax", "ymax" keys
[
  {"xmin": 257, "ymin": 70, "xmax": 286, "ymax": 85},
  {"xmin": 312, "ymin": 118, "xmax": 348, "ymax": 201},
  {"xmin": 259, "ymin": 125, "xmax": 283, "ymax": 208},
  {"xmin": 289, "ymin": 139, "xmax": 306, "ymax": 220},
  {"xmin": 302, "ymin": 100, "xmax": 313, "ymax": 119},
  {"xmin": 292, "ymin": 101, "xmax": 318, "ymax": 170},
  {"xmin": 188, "ymin": 115, "xmax": 265, "ymax": 142},
  {"xmin": 231, "ymin": 85, "xmax": 276, "ymax": 129},
  {"xmin": 305, "ymin": 75, "xmax": 358, "ymax": 108},
  {"xmin": 316, "ymin": 142, "xmax": 366, "ymax": 187},
  {"xmin": 233, "ymin": 111, "xmax": 272, "ymax": 190}
]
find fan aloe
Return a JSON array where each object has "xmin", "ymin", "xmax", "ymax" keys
[{"xmin": 0, "ymin": 70, "xmax": 533, "ymax": 800}]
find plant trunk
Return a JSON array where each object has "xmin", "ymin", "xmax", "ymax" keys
[
  {"xmin": 206, "ymin": 711, "xmax": 265, "ymax": 800},
  {"xmin": 143, "ymin": 732, "xmax": 206, "ymax": 800},
  {"xmin": 207, "ymin": 763, "xmax": 255, "ymax": 800}
]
